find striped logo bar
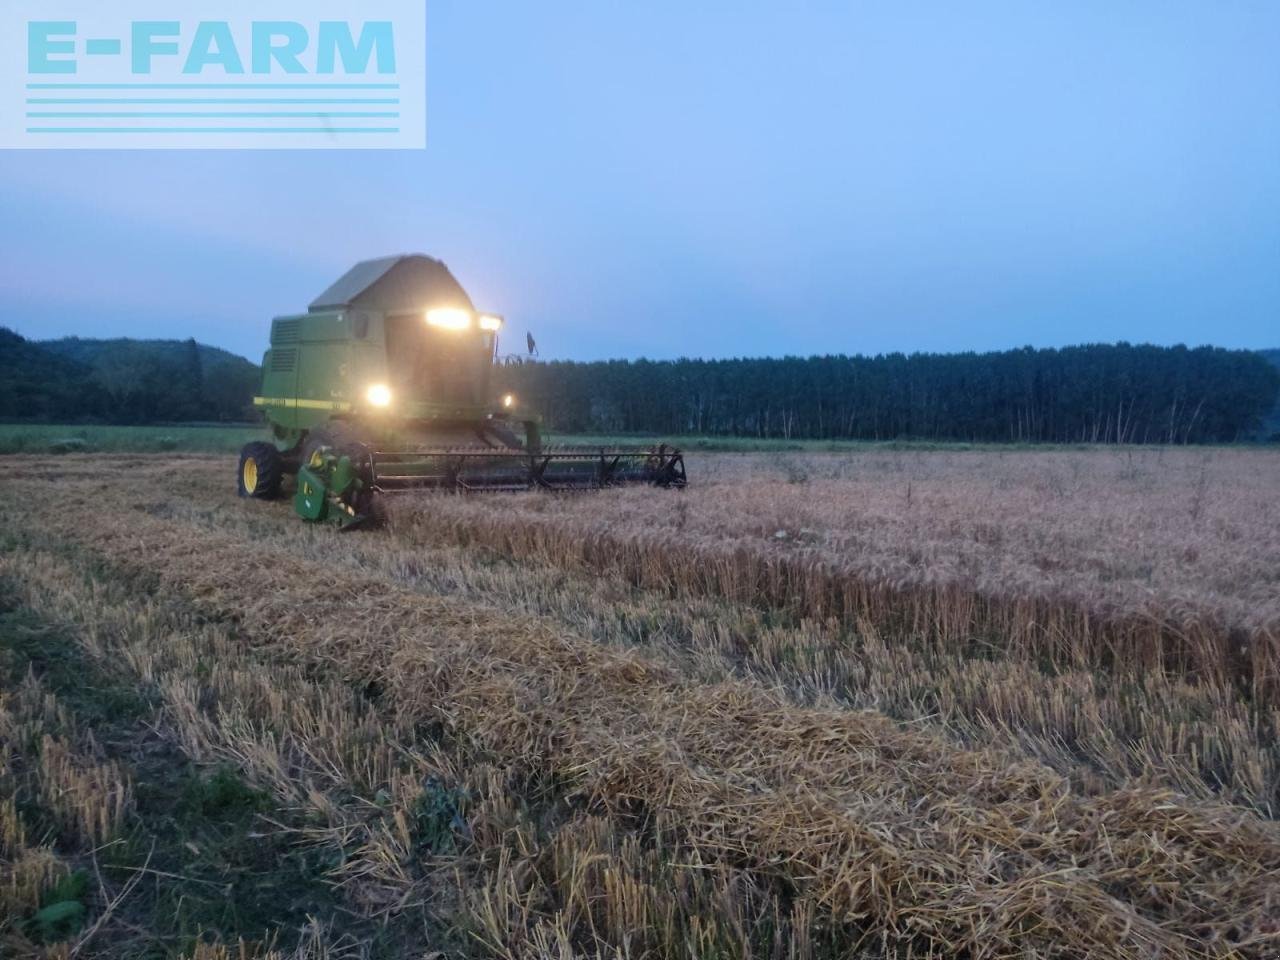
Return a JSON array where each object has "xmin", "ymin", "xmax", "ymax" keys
[
  {"xmin": 2, "ymin": 0, "xmax": 425, "ymax": 149},
  {"xmin": 253, "ymin": 396, "xmax": 353, "ymax": 411}
]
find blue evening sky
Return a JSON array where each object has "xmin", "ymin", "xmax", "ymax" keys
[{"xmin": 1, "ymin": 2, "xmax": 1277, "ymax": 362}]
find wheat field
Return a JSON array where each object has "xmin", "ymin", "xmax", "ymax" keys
[{"xmin": 1, "ymin": 447, "xmax": 1278, "ymax": 959}]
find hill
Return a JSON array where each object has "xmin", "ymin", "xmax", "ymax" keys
[
  {"xmin": 0, "ymin": 328, "xmax": 106, "ymax": 421},
  {"xmin": 0, "ymin": 329, "xmax": 260, "ymax": 423},
  {"xmin": 41, "ymin": 336, "xmax": 260, "ymax": 421}
]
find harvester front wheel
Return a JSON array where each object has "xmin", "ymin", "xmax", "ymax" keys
[
  {"xmin": 299, "ymin": 426, "xmax": 382, "ymax": 528},
  {"xmin": 238, "ymin": 441, "xmax": 283, "ymax": 499}
]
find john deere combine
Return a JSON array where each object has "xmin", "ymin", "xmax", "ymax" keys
[{"xmin": 238, "ymin": 254, "xmax": 685, "ymax": 527}]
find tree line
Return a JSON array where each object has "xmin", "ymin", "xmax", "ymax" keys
[
  {"xmin": 0, "ymin": 329, "xmax": 260, "ymax": 423},
  {"xmin": 4, "ymin": 327, "xmax": 1276, "ymax": 443},
  {"xmin": 498, "ymin": 343, "xmax": 1280, "ymax": 443}
]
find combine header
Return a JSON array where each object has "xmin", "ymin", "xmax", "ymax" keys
[{"xmin": 238, "ymin": 254, "xmax": 685, "ymax": 527}]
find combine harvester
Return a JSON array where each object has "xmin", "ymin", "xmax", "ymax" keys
[{"xmin": 238, "ymin": 255, "xmax": 686, "ymax": 528}]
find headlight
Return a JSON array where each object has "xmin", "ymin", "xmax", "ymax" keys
[
  {"xmin": 426, "ymin": 307, "xmax": 472, "ymax": 330},
  {"xmin": 478, "ymin": 313, "xmax": 504, "ymax": 331},
  {"xmin": 366, "ymin": 383, "xmax": 392, "ymax": 408},
  {"xmin": 502, "ymin": 393, "xmax": 516, "ymax": 409}
]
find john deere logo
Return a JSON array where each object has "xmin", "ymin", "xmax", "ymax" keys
[{"xmin": 2, "ymin": 0, "xmax": 426, "ymax": 149}]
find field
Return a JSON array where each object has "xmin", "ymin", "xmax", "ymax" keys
[
  {"xmin": 1, "ymin": 446, "xmax": 1278, "ymax": 958},
  {"xmin": 0, "ymin": 424, "xmax": 264, "ymax": 455},
  {"xmin": 0, "ymin": 422, "xmax": 1064, "ymax": 456}
]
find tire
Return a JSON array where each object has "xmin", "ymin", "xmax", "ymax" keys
[
  {"xmin": 238, "ymin": 441, "xmax": 283, "ymax": 499},
  {"xmin": 300, "ymin": 424, "xmax": 384, "ymax": 527},
  {"xmin": 300, "ymin": 423, "xmax": 367, "ymax": 464},
  {"xmin": 300, "ymin": 423, "xmax": 374, "ymax": 477}
]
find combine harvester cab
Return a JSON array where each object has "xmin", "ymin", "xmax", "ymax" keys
[{"xmin": 237, "ymin": 254, "xmax": 686, "ymax": 528}]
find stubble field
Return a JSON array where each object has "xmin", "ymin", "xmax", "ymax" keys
[{"xmin": 1, "ymin": 446, "xmax": 1278, "ymax": 959}]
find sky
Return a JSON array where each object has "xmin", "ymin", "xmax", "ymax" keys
[{"xmin": 1, "ymin": 1, "xmax": 1278, "ymax": 363}]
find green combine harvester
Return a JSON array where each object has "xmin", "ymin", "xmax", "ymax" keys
[{"xmin": 238, "ymin": 254, "xmax": 686, "ymax": 528}]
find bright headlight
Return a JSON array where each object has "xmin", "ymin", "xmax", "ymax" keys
[
  {"xmin": 478, "ymin": 313, "xmax": 504, "ymax": 331},
  {"xmin": 426, "ymin": 307, "xmax": 472, "ymax": 330},
  {"xmin": 502, "ymin": 393, "xmax": 516, "ymax": 409},
  {"xmin": 366, "ymin": 383, "xmax": 392, "ymax": 408}
]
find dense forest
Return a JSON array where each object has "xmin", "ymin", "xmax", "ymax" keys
[
  {"xmin": 1261, "ymin": 349, "xmax": 1280, "ymax": 439},
  {"xmin": 2, "ymin": 328, "xmax": 1276, "ymax": 443},
  {"xmin": 0, "ymin": 329, "xmax": 260, "ymax": 423},
  {"xmin": 497, "ymin": 343, "xmax": 1280, "ymax": 443}
]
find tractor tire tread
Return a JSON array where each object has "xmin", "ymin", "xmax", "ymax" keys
[{"xmin": 238, "ymin": 441, "xmax": 284, "ymax": 499}]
